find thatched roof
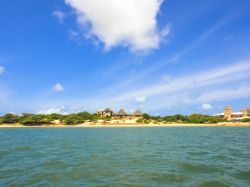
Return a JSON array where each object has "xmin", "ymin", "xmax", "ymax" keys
[
  {"xmin": 133, "ymin": 109, "xmax": 142, "ymax": 116},
  {"xmin": 104, "ymin": 108, "xmax": 113, "ymax": 113},
  {"xmin": 117, "ymin": 108, "xmax": 128, "ymax": 116},
  {"xmin": 241, "ymin": 108, "xmax": 250, "ymax": 113}
]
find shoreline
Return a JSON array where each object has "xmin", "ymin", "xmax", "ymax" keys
[{"xmin": 0, "ymin": 123, "xmax": 250, "ymax": 128}]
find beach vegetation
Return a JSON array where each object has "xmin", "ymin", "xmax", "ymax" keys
[
  {"xmin": 136, "ymin": 118, "xmax": 150, "ymax": 124},
  {"xmin": 0, "ymin": 111, "xmax": 231, "ymax": 126},
  {"xmin": 142, "ymin": 113, "xmax": 151, "ymax": 120},
  {"xmin": 0, "ymin": 113, "xmax": 20, "ymax": 124},
  {"xmin": 63, "ymin": 114, "xmax": 85, "ymax": 125},
  {"xmin": 241, "ymin": 118, "xmax": 250, "ymax": 122},
  {"xmin": 137, "ymin": 113, "xmax": 224, "ymax": 124},
  {"xmin": 19, "ymin": 114, "xmax": 52, "ymax": 125}
]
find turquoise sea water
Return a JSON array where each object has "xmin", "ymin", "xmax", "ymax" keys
[{"xmin": 0, "ymin": 127, "xmax": 250, "ymax": 187}]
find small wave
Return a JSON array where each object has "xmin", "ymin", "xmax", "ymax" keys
[
  {"xmin": 180, "ymin": 162, "xmax": 220, "ymax": 173},
  {"xmin": 234, "ymin": 171, "xmax": 250, "ymax": 181},
  {"xmin": 15, "ymin": 146, "xmax": 32, "ymax": 151},
  {"xmin": 148, "ymin": 173, "xmax": 190, "ymax": 183},
  {"xmin": 198, "ymin": 180, "xmax": 231, "ymax": 187}
]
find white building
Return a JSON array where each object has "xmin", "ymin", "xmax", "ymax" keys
[{"xmin": 217, "ymin": 106, "xmax": 250, "ymax": 121}]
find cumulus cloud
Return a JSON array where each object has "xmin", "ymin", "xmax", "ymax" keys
[
  {"xmin": 53, "ymin": 10, "xmax": 66, "ymax": 23},
  {"xmin": 53, "ymin": 83, "xmax": 64, "ymax": 92},
  {"xmin": 0, "ymin": 66, "xmax": 5, "ymax": 74},
  {"xmin": 136, "ymin": 96, "xmax": 146, "ymax": 103},
  {"xmin": 201, "ymin": 103, "xmax": 213, "ymax": 110},
  {"xmin": 65, "ymin": 0, "xmax": 167, "ymax": 52}
]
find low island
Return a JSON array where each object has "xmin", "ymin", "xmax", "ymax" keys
[{"xmin": 1, "ymin": 107, "xmax": 250, "ymax": 128}]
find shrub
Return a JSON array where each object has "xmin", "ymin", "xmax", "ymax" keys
[
  {"xmin": 136, "ymin": 118, "xmax": 144, "ymax": 123},
  {"xmin": 19, "ymin": 114, "xmax": 52, "ymax": 125},
  {"xmin": 142, "ymin": 113, "xmax": 151, "ymax": 120},
  {"xmin": 241, "ymin": 118, "xmax": 250, "ymax": 122},
  {"xmin": 0, "ymin": 113, "xmax": 19, "ymax": 124},
  {"xmin": 63, "ymin": 114, "xmax": 85, "ymax": 125}
]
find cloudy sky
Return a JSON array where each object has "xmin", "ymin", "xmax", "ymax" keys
[{"xmin": 0, "ymin": 0, "xmax": 250, "ymax": 115}]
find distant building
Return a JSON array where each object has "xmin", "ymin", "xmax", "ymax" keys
[
  {"xmin": 133, "ymin": 109, "xmax": 143, "ymax": 117},
  {"xmin": 113, "ymin": 108, "xmax": 129, "ymax": 117},
  {"xmin": 96, "ymin": 108, "xmax": 113, "ymax": 117},
  {"xmin": 217, "ymin": 106, "xmax": 250, "ymax": 121},
  {"xmin": 97, "ymin": 108, "xmax": 143, "ymax": 119}
]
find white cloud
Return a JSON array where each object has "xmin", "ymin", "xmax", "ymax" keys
[
  {"xmin": 63, "ymin": 60, "xmax": 250, "ymax": 113},
  {"xmin": 135, "ymin": 96, "xmax": 146, "ymax": 103},
  {"xmin": 37, "ymin": 107, "xmax": 68, "ymax": 114},
  {"xmin": 68, "ymin": 29, "xmax": 79, "ymax": 38},
  {"xmin": 63, "ymin": 60, "xmax": 249, "ymax": 113},
  {"xmin": 53, "ymin": 83, "xmax": 64, "ymax": 92},
  {"xmin": 138, "ymin": 84, "xmax": 250, "ymax": 111},
  {"xmin": 162, "ymin": 75, "xmax": 172, "ymax": 83},
  {"xmin": 201, "ymin": 103, "xmax": 213, "ymax": 110},
  {"xmin": 197, "ymin": 85, "xmax": 250, "ymax": 102},
  {"xmin": 160, "ymin": 25, "xmax": 171, "ymax": 38},
  {"xmin": 65, "ymin": 0, "xmax": 167, "ymax": 52},
  {"xmin": 0, "ymin": 66, "xmax": 5, "ymax": 74},
  {"xmin": 53, "ymin": 10, "xmax": 66, "ymax": 23},
  {"xmin": 6, "ymin": 60, "xmax": 250, "ymax": 114},
  {"xmin": 111, "ymin": 60, "xmax": 250, "ymax": 102}
]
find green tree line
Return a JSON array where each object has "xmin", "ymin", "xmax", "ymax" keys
[
  {"xmin": 136, "ymin": 113, "xmax": 227, "ymax": 124},
  {"xmin": 0, "ymin": 112, "xmax": 111, "ymax": 126},
  {"xmin": 0, "ymin": 112, "xmax": 248, "ymax": 126}
]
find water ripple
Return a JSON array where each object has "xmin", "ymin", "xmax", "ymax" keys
[{"xmin": 0, "ymin": 127, "xmax": 249, "ymax": 186}]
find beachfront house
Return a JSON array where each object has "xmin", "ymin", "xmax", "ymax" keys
[
  {"xmin": 96, "ymin": 108, "xmax": 113, "ymax": 117},
  {"xmin": 97, "ymin": 108, "xmax": 143, "ymax": 119},
  {"xmin": 112, "ymin": 108, "xmax": 129, "ymax": 119},
  {"xmin": 133, "ymin": 109, "xmax": 143, "ymax": 117},
  {"xmin": 217, "ymin": 106, "xmax": 250, "ymax": 121}
]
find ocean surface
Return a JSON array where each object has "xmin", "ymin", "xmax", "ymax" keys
[{"xmin": 0, "ymin": 127, "xmax": 250, "ymax": 187}]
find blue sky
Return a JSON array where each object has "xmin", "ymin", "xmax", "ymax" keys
[{"xmin": 0, "ymin": 0, "xmax": 250, "ymax": 115}]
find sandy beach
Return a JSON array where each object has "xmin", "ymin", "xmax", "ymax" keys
[{"xmin": 1, "ymin": 122, "xmax": 250, "ymax": 128}]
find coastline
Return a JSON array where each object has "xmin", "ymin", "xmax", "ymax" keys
[{"xmin": 1, "ymin": 122, "xmax": 250, "ymax": 128}]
